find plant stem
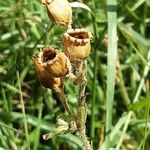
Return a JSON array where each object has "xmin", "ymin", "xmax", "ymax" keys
[
  {"xmin": 76, "ymin": 61, "xmax": 92, "ymax": 150},
  {"xmin": 57, "ymin": 86, "xmax": 72, "ymax": 115},
  {"xmin": 17, "ymin": 71, "xmax": 30, "ymax": 150},
  {"xmin": 116, "ymin": 57, "xmax": 131, "ymax": 107},
  {"xmin": 34, "ymin": 98, "xmax": 43, "ymax": 150},
  {"xmin": 1, "ymin": 87, "xmax": 9, "ymax": 112},
  {"xmin": 77, "ymin": 93, "xmax": 92, "ymax": 150},
  {"xmin": 90, "ymin": 9, "xmax": 99, "ymax": 143},
  {"xmin": 98, "ymin": 113, "xmax": 105, "ymax": 147}
]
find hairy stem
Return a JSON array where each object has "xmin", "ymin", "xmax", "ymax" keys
[
  {"xmin": 76, "ymin": 61, "xmax": 93, "ymax": 150},
  {"xmin": 57, "ymin": 86, "xmax": 72, "ymax": 114}
]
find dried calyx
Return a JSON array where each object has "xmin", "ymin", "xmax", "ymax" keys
[
  {"xmin": 33, "ymin": 49, "xmax": 71, "ymax": 112},
  {"xmin": 63, "ymin": 28, "xmax": 92, "ymax": 62},
  {"xmin": 32, "ymin": 47, "xmax": 71, "ymax": 90},
  {"xmin": 32, "ymin": 53, "xmax": 62, "ymax": 92},
  {"xmin": 38, "ymin": 47, "xmax": 71, "ymax": 78},
  {"xmin": 42, "ymin": 0, "xmax": 72, "ymax": 27}
]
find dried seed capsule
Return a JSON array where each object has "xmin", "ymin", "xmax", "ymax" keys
[
  {"xmin": 63, "ymin": 28, "xmax": 92, "ymax": 62},
  {"xmin": 33, "ymin": 52, "xmax": 71, "ymax": 112},
  {"xmin": 39, "ymin": 47, "xmax": 71, "ymax": 78},
  {"xmin": 32, "ymin": 54, "xmax": 62, "ymax": 92},
  {"xmin": 42, "ymin": 0, "xmax": 72, "ymax": 27}
]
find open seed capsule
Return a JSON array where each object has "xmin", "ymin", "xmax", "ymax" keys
[
  {"xmin": 38, "ymin": 47, "xmax": 71, "ymax": 78},
  {"xmin": 32, "ymin": 54, "xmax": 62, "ymax": 92},
  {"xmin": 63, "ymin": 28, "xmax": 92, "ymax": 62}
]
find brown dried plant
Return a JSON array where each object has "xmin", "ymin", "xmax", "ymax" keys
[{"xmin": 32, "ymin": 1, "xmax": 93, "ymax": 149}]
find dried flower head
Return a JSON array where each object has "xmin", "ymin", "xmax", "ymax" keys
[
  {"xmin": 42, "ymin": 0, "xmax": 72, "ymax": 27},
  {"xmin": 37, "ymin": 47, "xmax": 71, "ymax": 78},
  {"xmin": 63, "ymin": 28, "xmax": 92, "ymax": 62},
  {"xmin": 32, "ymin": 54, "xmax": 62, "ymax": 92},
  {"xmin": 33, "ymin": 52, "xmax": 71, "ymax": 112}
]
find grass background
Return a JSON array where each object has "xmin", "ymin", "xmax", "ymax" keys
[{"xmin": 0, "ymin": 0, "xmax": 150, "ymax": 149}]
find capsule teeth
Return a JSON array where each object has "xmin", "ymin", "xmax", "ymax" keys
[
  {"xmin": 64, "ymin": 32, "xmax": 69, "ymax": 39},
  {"xmin": 75, "ymin": 28, "xmax": 81, "ymax": 33},
  {"xmin": 69, "ymin": 36, "xmax": 75, "ymax": 42},
  {"xmin": 76, "ymin": 39, "xmax": 82, "ymax": 44},
  {"xmin": 80, "ymin": 28, "xmax": 86, "ymax": 32},
  {"xmin": 88, "ymin": 32, "xmax": 93, "ymax": 39},
  {"xmin": 67, "ymin": 28, "xmax": 75, "ymax": 34},
  {"xmin": 83, "ymin": 39, "xmax": 89, "ymax": 43}
]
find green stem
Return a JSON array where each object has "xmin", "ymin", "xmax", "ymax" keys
[
  {"xmin": 1, "ymin": 87, "xmax": 9, "ymax": 112},
  {"xmin": 34, "ymin": 99, "xmax": 43, "ymax": 150},
  {"xmin": 57, "ymin": 87, "xmax": 72, "ymax": 115},
  {"xmin": 117, "ymin": 57, "xmax": 131, "ymax": 107},
  {"xmin": 90, "ymin": 10, "xmax": 99, "ymax": 143},
  {"xmin": 17, "ymin": 71, "xmax": 30, "ymax": 150}
]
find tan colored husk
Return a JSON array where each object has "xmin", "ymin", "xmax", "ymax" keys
[
  {"xmin": 32, "ymin": 53, "xmax": 62, "ymax": 92},
  {"xmin": 40, "ymin": 47, "xmax": 71, "ymax": 78},
  {"xmin": 42, "ymin": 0, "xmax": 72, "ymax": 27},
  {"xmin": 63, "ymin": 28, "xmax": 92, "ymax": 62}
]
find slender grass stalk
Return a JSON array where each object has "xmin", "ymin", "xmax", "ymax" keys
[
  {"xmin": 90, "ymin": 3, "xmax": 99, "ymax": 142},
  {"xmin": 116, "ymin": 50, "xmax": 150, "ymax": 149},
  {"xmin": 17, "ymin": 71, "xmax": 30, "ymax": 150},
  {"xmin": 33, "ymin": 98, "xmax": 43, "ymax": 150},
  {"xmin": 1, "ymin": 87, "xmax": 9, "ymax": 112},
  {"xmin": 0, "ymin": 122, "xmax": 24, "ymax": 136},
  {"xmin": 142, "ymin": 105, "xmax": 150, "ymax": 150},
  {"xmin": 116, "ymin": 57, "xmax": 131, "ymax": 107},
  {"xmin": 57, "ymin": 87, "xmax": 72, "ymax": 114},
  {"xmin": 105, "ymin": 0, "xmax": 117, "ymax": 149}
]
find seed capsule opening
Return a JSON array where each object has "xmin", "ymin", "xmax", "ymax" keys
[
  {"xmin": 32, "ymin": 53, "xmax": 63, "ymax": 91},
  {"xmin": 63, "ymin": 28, "xmax": 92, "ymax": 62},
  {"xmin": 69, "ymin": 32, "xmax": 89, "ymax": 40},
  {"xmin": 42, "ymin": 49, "xmax": 57, "ymax": 62}
]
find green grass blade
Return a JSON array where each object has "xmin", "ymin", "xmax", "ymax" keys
[
  {"xmin": 1, "ymin": 87, "xmax": 9, "ymax": 112},
  {"xmin": 90, "ymin": 1, "xmax": 99, "ymax": 142},
  {"xmin": 0, "ymin": 121, "xmax": 24, "ymax": 136},
  {"xmin": 118, "ymin": 22, "xmax": 148, "ymax": 48},
  {"xmin": 105, "ymin": 0, "xmax": 117, "ymax": 149},
  {"xmin": 131, "ymin": 0, "xmax": 145, "ymax": 11},
  {"xmin": 33, "ymin": 99, "xmax": 43, "ymax": 150},
  {"xmin": 17, "ymin": 71, "xmax": 30, "ymax": 150},
  {"xmin": 116, "ymin": 50, "xmax": 150, "ymax": 149}
]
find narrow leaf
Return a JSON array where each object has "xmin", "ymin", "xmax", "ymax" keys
[{"xmin": 70, "ymin": 2, "xmax": 92, "ymax": 12}]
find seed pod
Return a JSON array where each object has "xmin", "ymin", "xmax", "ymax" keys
[
  {"xmin": 38, "ymin": 47, "xmax": 71, "ymax": 78},
  {"xmin": 63, "ymin": 28, "xmax": 92, "ymax": 62},
  {"xmin": 42, "ymin": 0, "xmax": 72, "ymax": 27},
  {"xmin": 32, "ymin": 53, "xmax": 62, "ymax": 92}
]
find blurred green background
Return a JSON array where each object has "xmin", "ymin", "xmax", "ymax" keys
[{"xmin": 0, "ymin": 0, "xmax": 150, "ymax": 149}]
